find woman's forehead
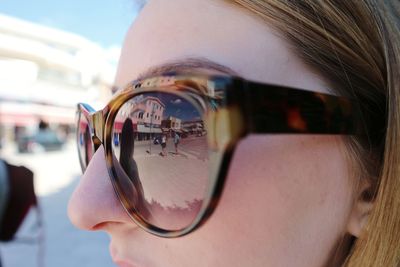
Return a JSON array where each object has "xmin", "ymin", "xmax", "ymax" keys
[{"xmin": 115, "ymin": 0, "xmax": 331, "ymax": 94}]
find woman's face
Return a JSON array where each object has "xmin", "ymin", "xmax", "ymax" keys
[{"xmin": 68, "ymin": 0, "xmax": 359, "ymax": 266}]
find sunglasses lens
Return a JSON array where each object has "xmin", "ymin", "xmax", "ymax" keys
[
  {"xmin": 111, "ymin": 91, "xmax": 209, "ymax": 231},
  {"xmin": 77, "ymin": 111, "xmax": 94, "ymax": 170}
]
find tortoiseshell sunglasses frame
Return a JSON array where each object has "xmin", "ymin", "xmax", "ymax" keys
[{"xmin": 76, "ymin": 73, "xmax": 360, "ymax": 238}]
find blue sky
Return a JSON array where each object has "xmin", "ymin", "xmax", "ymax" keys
[{"xmin": 0, "ymin": 0, "xmax": 144, "ymax": 48}]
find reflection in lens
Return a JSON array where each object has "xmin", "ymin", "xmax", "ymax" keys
[
  {"xmin": 77, "ymin": 113, "xmax": 93, "ymax": 170},
  {"xmin": 111, "ymin": 92, "xmax": 208, "ymax": 231}
]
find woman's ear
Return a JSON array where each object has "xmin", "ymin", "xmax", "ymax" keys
[{"xmin": 346, "ymin": 178, "xmax": 375, "ymax": 237}]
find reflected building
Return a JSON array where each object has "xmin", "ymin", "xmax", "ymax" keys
[
  {"xmin": 115, "ymin": 96, "xmax": 165, "ymax": 141},
  {"xmin": 182, "ymin": 120, "xmax": 205, "ymax": 136},
  {"xmin": 161, "ymin": 116, "xmax": 182, "ymax": 134}
]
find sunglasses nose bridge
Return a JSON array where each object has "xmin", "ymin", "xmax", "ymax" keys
[
  {"xmin": 91, "ymin": 136, "xmax": 102, "ymax": 151},
  {"xmin": 90, "ymin": 111, "xmax": 105, "ymax": 148}
]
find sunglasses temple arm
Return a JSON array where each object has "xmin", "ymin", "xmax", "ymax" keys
[{"xmin": 242, "ymin": 81, "xmax": 359, "ymax": 134}]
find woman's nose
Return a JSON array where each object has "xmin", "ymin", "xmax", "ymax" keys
[{"xmin": 68, "ymin": 146, "xmax": 132, "ymax": 230}]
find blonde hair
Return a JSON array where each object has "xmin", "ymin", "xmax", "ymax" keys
[{"xmin": 230, "ymin": 0, "xmax": 400, "ymax": 266}]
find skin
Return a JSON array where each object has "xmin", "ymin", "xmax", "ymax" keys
[{"xmin": 68, "ymin": 0, "xmax": 370, "ymax": 266}]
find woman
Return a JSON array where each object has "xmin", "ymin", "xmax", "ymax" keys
[{"xmin": 68, "ymin": 0, "xmax": 400, "ymax": 266}]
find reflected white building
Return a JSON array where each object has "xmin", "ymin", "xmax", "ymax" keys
[
  {"xmin": 114, "ymin": 96, "xmax": 165, "ymax": 141},
  {"xmin": 0, "ymin": 14, "xmax": 118, "ymax": 140}
]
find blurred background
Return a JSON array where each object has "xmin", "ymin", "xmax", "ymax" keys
[{"xmin": 0, "ymin": 1, "xmax": 144, "ymax": 266}]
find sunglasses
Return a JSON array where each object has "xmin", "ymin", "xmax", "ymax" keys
[{"xmin": 76, "ymin": 73, "xmax": 359, "ymax": 238}]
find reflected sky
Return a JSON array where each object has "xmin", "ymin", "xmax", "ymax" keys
[{"xmin": 128, "ymin": 92, "xmax": 202, "ymax": 122}]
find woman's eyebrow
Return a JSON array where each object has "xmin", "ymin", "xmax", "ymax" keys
[{"xmin": 136, "ymin": 57, "xmax": 238, "ymax": 80}]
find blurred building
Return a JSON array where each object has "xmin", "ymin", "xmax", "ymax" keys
[
  {"xmin": 162, "ymin": 116, "xmax": 182, "ymax": 132},
  {"xmin": 0, "ymin": 14, "xmax": 117, "ymax": 142},
  {"xmin": 182, "ymin": 120, "xmax": 204, "ymax": 136}
]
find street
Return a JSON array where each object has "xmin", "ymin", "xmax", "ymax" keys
[{"xmin": 0, "ymin": 140, "xmax": 113, "ymax": 267}]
